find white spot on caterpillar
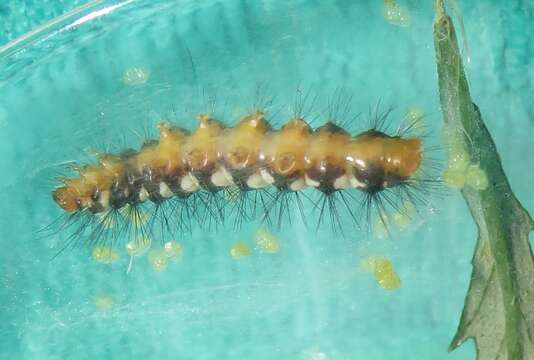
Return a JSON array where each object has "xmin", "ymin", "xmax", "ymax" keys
[
  {"xmin": 355, "ymin": 159, "xmax": 366, "ymax": 168},
  {"xmin": 99, "ymin": 190, "xmax": 111, "ymax": 208},
  {"xmin": 211, "ymin": 166, "xmax": 234, "ymax": 187},
  {"xmin": 350, "ymin": 176, "xmax": 366, "ymax": 189},
  {"xmin": 333, "ymin": 174, "xmax": 351, "ymax": 190},
  {"xmin": 289, "ymin": 178, "xmax": 307, "ymax": 191},
  {"xmin": 181, "ymin": 173, "xmax": 200, "ymax": 193},
  {"xmin": 159, "ymin": 182, "xmax": 174, "ymax": 198},
  {"xmin": 138, "ymin": 186, "xmax": 149, "ymax": 202},
  {"xmin": 247, "ymin": 171, "xmax": 271, "ymax": 189},
  {"xmin": 305, "ymin": 174, "xmax": 320, "ymax": 188},
  {"xmin": 260, "ymin": 169, "xmax": 275, "ymax": 185}
]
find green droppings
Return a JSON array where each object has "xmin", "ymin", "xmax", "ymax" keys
[
  {"xmin": 148, "ymin": 249, "xmax": 168, "ymax": 272},
  {"xmin": 383, "ymin": 0, "xmax": 411, "ymax": 27},
  {"xmin": 230, "ymin": 241, "xmax": 251, "ymax": 259},
  {"xmin": 255, "ymin": 229, "xmax": 280, "ymax": 254},
  {"xmin": 92, "ymin": 245, "xmax": 120, "ymax": 264},
  {"xmin": 164, "ymin": 241, "xmax": 182, "ymax": 259}
]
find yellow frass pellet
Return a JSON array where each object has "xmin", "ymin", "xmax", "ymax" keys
[
  {"xmin": 383, "ymin": 0, "xmax": 411, "ymax": 27},
  {"xmin": 95, "ymin": 295, "xmax": 113, "ymax": 312},
  {"xmin": 405, "ymin": 106, "xmax": 424, "ymax": 122},
  {"xmin": 447, "ymin": 150, "xmax": 471, "ymax": 172},
  {"xmin": 148, "ymin": 249, "xmax": 168, "ymax": 272},
  {"xmin": 443, "ymin": 168, "xmax": 466, "ymax": 189},
  {"xmin": 92, "ymin": 245, "xmax": 120, "ymax": 264},
  {"xmin": 373, "ymin": 257, "xmax": 394, "ymax": 274},
  {"xmin": 255, "ymin": 229, "xmax": 280, "ymax": 254},
  {"xmin": 122, "ymin": 67, "xmax": 150, "ymax": 86},
  {"xmin": 393, "ymin": 202, "xmax": 415, "ymax": 229},
  {"xmin": 465, "ymin": 164, "xmax": 489, "ymax": 191},
  {"xmin": 391, "ymin": 211, "xmax": 411, "ymax": 230},
  {"xmin": 164, "ymin": 241, "xmax": 182, "ymax": 259},
  {"xmin": 360, "ymin": 256, "xmax": 401, "ymax": 291},
  {"xmin": 376, "ymin": 269, "xmax": 402, "ymax": 290},
  {"xmin": 360, "ymin": 256, "xmax": 388, "ymax": 273},
  {"xmin": 230, "ymin": 241, "xmax": 251, "ymax": 259},
  {"xmin": 373, "ymin": 257, "xmax": 401, "ymax": 291},
  {"xmin": 126, "ymin": 235, "xmax": 152, "ymax": 257}
]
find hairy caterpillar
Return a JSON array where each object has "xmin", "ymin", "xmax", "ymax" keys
[{"xmin": 48, "ymin": 98, "xmax": 437, "ymax": 253}]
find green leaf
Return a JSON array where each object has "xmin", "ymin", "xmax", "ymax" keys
[{"xmin": 432, "ymin": 1, "xmax": 534, "ymax": 359}]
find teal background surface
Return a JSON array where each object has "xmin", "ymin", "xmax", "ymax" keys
[
  {"xmin": 0, "ymin": 0, "xmax": 87, "ymax": 46},
  {"xmin": 1, "ymin": 1, "xmax": 533, "ymax": 359}
]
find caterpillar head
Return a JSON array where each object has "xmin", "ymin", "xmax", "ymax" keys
[
  {"xmin": 52, "ymin": 177, "xmax": 97, "ymax": 212},
  {"xmin": 52, "ymin": 185, "xmax": 80, "ymax": 212},
  {"xmin": 348, "ymin": 131, "xmax": 422, "ymax": 192}
]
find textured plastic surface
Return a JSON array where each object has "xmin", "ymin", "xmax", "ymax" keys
[
  {"xmin": 0, "ymin": 0, "xmax": 88, "ymax": 46},
  {"xmin": 0, "ymin": 1, "xmax": 533, "ymax": 359}
]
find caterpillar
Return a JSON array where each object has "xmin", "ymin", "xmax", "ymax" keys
[{"xmin": 48, "ymin": 99, "xmax": 436, "ymax": 253}]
